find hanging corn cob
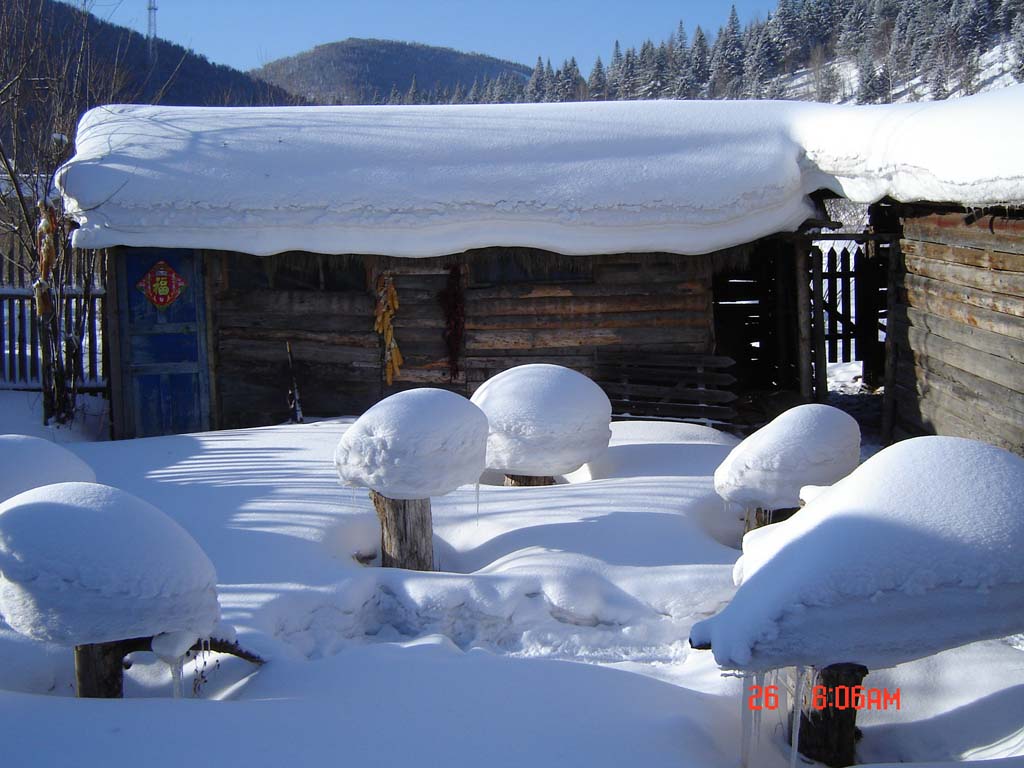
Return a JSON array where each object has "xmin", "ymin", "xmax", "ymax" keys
[{"xmin": 374, "ymin": 273, "xmax": 403, "ymax": 385}]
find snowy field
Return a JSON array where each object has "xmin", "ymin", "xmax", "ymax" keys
[{"xmin": 0, "ymin": 407, "xmax": 1021, "ymax": 767}]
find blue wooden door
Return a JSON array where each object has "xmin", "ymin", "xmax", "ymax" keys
[{"xmin": 118, "ymin": 249, "xmax": 210, "ymax": 437}]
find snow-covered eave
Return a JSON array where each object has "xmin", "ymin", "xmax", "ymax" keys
[{"xmin": 58, "ymin": 90, "xmax": 1024, "ymax": 257}]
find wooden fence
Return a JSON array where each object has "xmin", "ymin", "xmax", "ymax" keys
[{"xmin": 1, "ymin": 241, "xmax": 106, "ymax": 391}]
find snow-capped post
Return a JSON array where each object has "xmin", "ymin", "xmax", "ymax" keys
[
  {"xmin": 693, "ymin": 437, "xmax": 1024, "ymax": 768},
  {"xmin": 713, "ymin": 404, "xmax": 860, "ymax": 532},
  {"xmin": 0, "ymin": 483, "xmax": 222, "ymax": 698},
  {"xmin": 470, "ymin": 364, "xmax": 612, "ymax": 487},
  {"xmin": 334, "ymin": 388, "xmax": 488, "ymax": 571},
  {"xmin": 794, "ymin": 663, "xmax": 869, "ymax": 768}
]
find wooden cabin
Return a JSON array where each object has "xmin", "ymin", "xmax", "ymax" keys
[
  {"xmin": 57, "ymin": 96, "xmax": 1024, "ymax": 445},
  {"xmin": 880, "ymin": 204, "xmax": 1024, "ymax": 456},
  {"xmin": 104, "ymin": 243, "xmax": 784, "ymax": 437}
]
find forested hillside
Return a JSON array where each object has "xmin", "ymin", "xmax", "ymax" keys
[
  {"xmin": 281, "ymin": 0, "xmax": 1023, "ymax": 106},
  {"xmin": 2, "ymin": 0, "xmax": 297, "ymax": 107},
  {"xmin": 253, "ymin": 39, "xmax": 530, "ymax": 105}
]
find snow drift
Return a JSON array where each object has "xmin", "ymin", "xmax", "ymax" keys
[
  {"xmin": 0, "ymin": 434, "xmax": 96, "ymax": 501},
  {"xmin": 691, "ymin": 436, "xmax": 1024, "ymax": 671},
  {"xmin": 57, "ymin": 88, "xmax": 1024, "ymax": 257},
  {"xmin": 334, "ymin": 388, "xmax": 488, "ymax": 499},
  {"xmin": 0, "ymin": 482, "xmax": 219, "ymax": 646}
]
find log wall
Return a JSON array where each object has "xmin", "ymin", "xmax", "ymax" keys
[
  {"xmin": 887, "ymin": 211, "xmax": 1024, "ymax": 455},
  {"xmin": 210, "ymin": 252, "xmax": 381, "ymax": 428},
  {"xmin": 206, "ymin": 247, "xmax": 722, "ymax": 428}
]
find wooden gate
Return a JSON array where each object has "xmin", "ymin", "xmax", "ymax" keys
[{"xmin": 810, "ymin": 236, "xmax": 889, "ymax": 389}]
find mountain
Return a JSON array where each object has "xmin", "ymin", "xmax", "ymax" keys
[
  {"xmin": 3, "ymin": 0, "xmax": 298, "ymax": 107},
  {"xmin": 253, "ymin": 38, "xmax": 531, "ymax": 105}
]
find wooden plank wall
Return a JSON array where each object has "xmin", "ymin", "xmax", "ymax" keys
[
  {"xmin": 206, "ymin": 248, "xmax": 719, "ymax": 427},
  {"xmin": 458, "ymin": 249, "xmax": 715, "ymax": 393},
  {"xmin": 888, "ymin": 211, "xmax": 1024, "ymax": 455},
  {"xmin": 209, "ymin": 252, "xmax": 381, "ymax": 428}
]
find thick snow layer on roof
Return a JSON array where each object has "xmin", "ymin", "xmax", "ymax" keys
[
  {"xmin": 0, "ymin": 434, "xmax": 96, "ymax": 501},
  {"xmin": 0, "ymin": 482, "xmax": 219, "ymax": 646},
  {"xmin": 334, "ymin": 388, "xmax": 488, "ymax": 499},
  {"xmin": 57, "ymin": 88, "xmax": 1024, "ymax": 257},
  {"xmin": 471, "ymin": 364, "xmax": 612, "ymax": 476},
  {"xmin": 690, "ymin": 437, "xmax": 1024, "ymax": 671},
  {"xmin": 714, "ymin": 404, "xmax": 860, "ymax": 509}
]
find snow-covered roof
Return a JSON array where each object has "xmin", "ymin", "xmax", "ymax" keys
[{"xmin": 57, "ymin": 88, "xmax": 1024, "ymax": 258}]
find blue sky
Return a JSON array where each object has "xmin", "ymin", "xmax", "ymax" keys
[{"xmin": 80, "ymin": 0, "xmax": 777, "ymax": 72}]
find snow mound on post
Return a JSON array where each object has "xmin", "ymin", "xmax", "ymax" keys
[
  {"xmin": 0, "ymin": 434, "xmax": 96, "ymax": 502},
  {"xmin": 0, "ymin": 482, "xmax": 219, "ymax": 646},
  {"xmin": 691, "ymin": 437, "xmax": 1024, "ymax": 671},
  {"xmin": 334, "ymin": 388, "xmax": 488, "ymax": 500},
  {"xmin": 713, "ymin": 404, "xmax": 860, "ymax": 509},
  {"xmin": 471, "ymin": 364, "xmax": 612, "ymax": 476}
]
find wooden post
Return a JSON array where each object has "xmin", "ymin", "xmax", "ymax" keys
[
  {"xmin": 370, "ymin": 490, "xmax": 434, "ymax": 571},
  {"xmin": 811, "ymin": 248, "xmax": 828, "ymax": 402},
  {"xmin": 880, "ymin": 238, "xmax": 902, "ymax": 444},
  {"xmin": 795, "ymin": 663, "xmax": 869, "ymax": 768},
  {"xmin": 504, "ymin": 474, "xmax": 555, "ymax": 487},
  {"xmin": 795, "ymin": 245, "xmax": 813, "ymax": 401},
  {"xmin": 75, "ymin": 641, "xmax": 128, "ymax": 698},
  {"xmin": 74, "ymin": 636, "xmax": 265, "ymax": 698}
]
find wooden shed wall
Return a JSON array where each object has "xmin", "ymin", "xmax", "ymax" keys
[
  {"xmin": 206, "ymin": 248, "xmax": 721, "ymax": 428},
  {"xmin": 887, "ymin": 211, "xmax": 1024, "ymax": 455}
]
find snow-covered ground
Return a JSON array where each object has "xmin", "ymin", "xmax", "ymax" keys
[{"xmin": 0, "ymin": 410, "xmax": 1021, "ymax": 767}]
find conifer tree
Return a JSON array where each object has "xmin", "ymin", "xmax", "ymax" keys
[
  {"xmin": 771, "ymin": 0, "xmax": 802, "ymax": 71},
  {"xmin": 588, "ymin": 57, "xmax": 608, "ymax": 100},
  {"xmin": 543, "ymin": 59, "xmax": 557, "ymax": 102},
  {"xmin": 525, "ymin": 56, "xmax": 546, "ymax": 102},
  {"xmin": 1013, "ymin": 15, "xmax": 1024, "ymax": 81},
  {"xmin": 608, "ymin": 40, "xmax": 625, "ymax": 99},
  {"xmin": 621, "ymin": 47, "xmax": 639, "ymax": 99},
  {"xmin": 671, "ymin": 22, "xmax": 695, "ymax": 97},
  {"xmin": 404, "ymin": 75, "xmax": 419, "ymax": 105},
  {"xmin": 387, "ymin": 84, "xmax": 401, "ymax": 105},
  {"xmin": 709, "ymin": 7, "xmax": 745, "ymax": 98},
  {"xmin": 690, "ymin": 26, "xmax": 712, "ymax": 97}
]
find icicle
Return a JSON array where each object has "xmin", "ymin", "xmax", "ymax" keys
[
  {"xmin": 741, "ymin": 672, "xmax": 754, "ymax": 768},
  {"xmin": 170, "ymin": 655, "xmax": 184, "ymax": 699},
  {"xmin": 790, "ymin": 665, "xmax": 806, "ymax": 768},
  {"xmin": 752, "ymin": 672, "xmax": 764, "ymax": 753}
]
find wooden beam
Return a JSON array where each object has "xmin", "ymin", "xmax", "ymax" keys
[
  {"xmin": 811, "ymin": 249, "xmax": 828, "ymax": 402},
  {"xmin": 881, "ymin": 242, "xmax": 903, "ymax": 444},
  {"xmin": 795, "ymin": 245, "xmax": 812, "ymax": 401}
]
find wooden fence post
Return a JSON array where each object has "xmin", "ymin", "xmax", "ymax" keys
[
  {"xmin": 370, "ymin": 490, "xmax": 434, "ymax": 571},
  {"xmin": 795, "ymin": 663, "xmax": 870, "ymax": 768},
  {"xmin": 795, "ymin": 245, "xmax": 813, "ymax": 401},
  {"xmin": 811, "ymin": 248, "xmax": 828, "ymax": 402}
]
